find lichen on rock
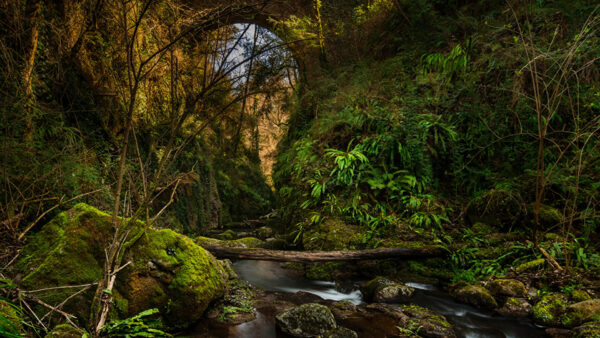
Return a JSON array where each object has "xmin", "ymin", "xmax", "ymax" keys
[{"xmin": 276, "ymin": 303, "xmax": 337, "ymax": 337}]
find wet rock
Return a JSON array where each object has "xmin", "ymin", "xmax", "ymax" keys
[
  {"xmin": 219, "ymin": 259, "xmax": 238, "ymax": 280},
  {"xmin": 545, "ymin": 328, "xmax": 572, "ymax": 338},
  {"xmin": 325, "ymin": 326, "xmax": 358, "ymax": 338},
  {"xmin": 205, "ymin": 279, "xmax": 256, "ymax": 324},
  {"xmin": 215, "ymin": 229, "xmax": 237, "ymax": 240},
  {"xmin": 496, "ymin": 297, "xmax": 531, "ymax": 317},
  {"xmin": 451, "ymin": 283, "xmax": 498, "ymax": 309},
  {"xmin": 573, "ymin": 320, "xmax": 600, "ymax": 337},
  {"xmin": 360, "ymin": 276, "xmax": 414, "ymax": 303},
  {"xmin": 561, "ymin": 299, "xmax": 600, "ymax": 327},
  {"xmin": 276, "ymin": 303, "xmax": 337, "ymax": 337},
  {"xmin": 488, "ymin": 279, "xmax": 527, "ymax": 297},
  {"xmin": 532, "ymin": 293, "xmax": 567, "ymax": 326},
  {"xmin": 400, "ymin": 304, "xmax": 456, "ymax": 338}
]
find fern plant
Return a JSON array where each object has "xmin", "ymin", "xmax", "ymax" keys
[{"xmin": 101, "ymin": 308, "xmax": 172, "ymax": 338}]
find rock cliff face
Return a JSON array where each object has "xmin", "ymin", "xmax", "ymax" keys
[{"xmin": 15, "ymin": 203, "xmax": 227, "ymax": 327}]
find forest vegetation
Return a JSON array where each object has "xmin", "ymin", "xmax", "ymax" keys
[{"xmin": 1, "ymin": 0, "xmax": 599, "ymax": 337}]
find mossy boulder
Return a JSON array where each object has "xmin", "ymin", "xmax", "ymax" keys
[
  {"xmin": 488, "ymin": 279, "xmax": 527, "ymax": 298},
  {"xmin": 573, "ymin": 321, "xmax": 600, "ymax": 338},
  {"xmin": 45, "ymin": 324, "xmax": 82, "ymax": 337},
  {"xmin": 360, "ymin": 277, "xmax": 414, "ymax": 303},
  {"xmin": 496, "ymin": 297, "xmax": 531, "ymax": 317},
  {"xmin": 400, "ymin": 304, "xmax": 456, "ymax": 338},
  {"xmin": 526, "ymin": 203, "xmax": 563, "ymax": 229},
  {"xmin": 561, "ymin": 299, "xmax": 600, "ymax": 327},
  {"xmin": 532, "ymin": 293, "xmax": 567, "ymax": 326},
  {"xmin": 256, "ymin": 226, "xmax": 274, "ymax": 239},
  {"xmin": 450, "ymin": 284, "xmax": 498, "ymax": 309},
  {"xmin": 0, "ymin": 300, "xmax": 23, "ymax": 335},
  {"xmin": 302, "ymin": 219, "xmax": 361, "ymax": 250},
  {"xmin": 471, "ymin": 222, "xmax": 496, "ymax": 235},
  {"xmin": 15, "ymin": 203, "xmax": 227, "ymax": 328},
  {"xmin": 571, "ymin": 290, "xmax": 592, "ymax": 302},
  {"xmin": 214, "ymin": 229, "xmax": 236, "ymax": 240},
  {"xmin": 276, "ymin": 303, "xmax": 337, "ymax": 337}
]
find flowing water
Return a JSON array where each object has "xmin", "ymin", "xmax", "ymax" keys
[{"xmin": 188, "ymin": 260, "xmax": 547, "ymax": 337}]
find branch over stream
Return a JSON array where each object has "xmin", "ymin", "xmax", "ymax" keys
[{"xmin": 202, "ymin": 245, "xmax": 446, "ymax": 262}]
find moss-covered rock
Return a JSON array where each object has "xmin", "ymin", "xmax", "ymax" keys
[
  {"xmin": 496, "ymin": 297, "xmax": 531, "ymax": 317},
  {"xmin": 400, "ymin": 304, "xmax": 456, "ymax": 338},
  {"xmin": 0, "ymin": 300, "xmax": 23, "ymax": 335},
  {"xmin": 256, "ymin": 226, "xmax": 274, "ymax": 239},
  {"xmin": 214, "ymin": 229, "xmax": 236, "ymax": 240},
  {"xmin": 573, "ymin": 321, "xmax": 600, "ymax": 338},
  {"xmin": 488, "ymin": 279, "xmax": 527, "ymax": 298},
  {"xmin": 15, "ymin": 203, "xmax": 226, "ymax": 328},
  {"xmin": 302, "ymin": 219, "xmax": 361, "ymax": 250},
  {"xmin": 360, "ymin": 277, "xmax": 414, "ymax": 303},
  {"xmin": 276, "ymin": 303, "xmax": 337, "ymax": 337},
  {"xmin": 471, "ymin": 222, "xmax": 496, "ymax": 235},
  {"xmin": 466, "ymin": 189, "xmax": 523, "ymax": 229},
  {"xmin": 45, "ymin": 324, "xmax": 82, "ymax": 337},
  {"xmin": 571, "ymin": 290, "xmax": 592, "ymax": 302},
  {"xmin": 532, "ymin": 293, "xmax": 567, "ymax": 326},
  {"xmin": 450, "ymin": 284, "xmax": 498, "ymax": 309},
  {"xmin": 561, "ymin": 299, "xmax": 600, "ymax": 328},
  {"xmin": 516, "ymin": 258, "xmax": 545, "ymax": 273},
  {"xmin": 526, "ymin": 204, "xmax": 563, "ymax": 229}
]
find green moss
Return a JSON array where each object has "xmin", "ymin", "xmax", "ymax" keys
[
  {"xmin": 305, "ymin": 262, "xmax": 345, "ymax": 280},
  {"xmin": 451, "ymin": 283, "xmax": 498, "ymax": 309},
  {"xmin": 215, "ymin": 230, "xmax": 237, "ymax": 240},
  {"xmin": 0, "ymin": 300, "xmax": 23, "ymax": 335},
  {"xmin": 573, "ymin": 321, "xmax": 600, "ymax": 338},
  {"xmin": 472, "ymin": 222, "xmax": 495, "ymax": 235},
  {"xmin": 516, "ymin": 258, "xmax": 545, "ymax": 273},
  {"xmin": 561, "ymin": 299, "xmax": 600, "ymax": 328},
  {"xmin": 15, "ymin": 203, "xmax": 226, "ymax": 328},
  {"xmin": 234, "ymin": 237, "xmax": 265, "ymax": 248},
  {"xmin": 45, "ymin": 324, "xmax": 82, "ymax": 337},
  {"xmin": 488, "ymin": 279, "xmax": 527, "ymax": 297},
  {"xmin": 532, "ymin": 293, "xmax": 567, "ymax": 326},
  {"xmin": 302, "ymin": 219, "xmax": 361, "ymax": 250},
  {"xmin": 571, "ymin": 290, "xmax": 592, "ymax": 302}
]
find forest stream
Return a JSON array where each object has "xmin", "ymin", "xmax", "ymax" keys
[{"xmin": 187, "ymin": 260, "xmax": 546, "ymax": 338}]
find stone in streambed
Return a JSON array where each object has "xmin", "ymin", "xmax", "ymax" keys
[
  {"xmin": 496, "ymin": 297, "xmax": 531, "ymax": 317},
  {"xmin": 325, "ymin": 326, "xmax": 358, "ymax": 338},
  {"xmin": 532, "ymin": 293, "xmax": 566, "ymax": 326},
  {"xmin": 450, "ymin": 283, "xmax": 498, "ymax": 309},
  {"xmin": 360, "ymin": 276, "xmax": 414, "ymax": 303},
  {"xmin": 400, "ymin": 304, "xmax": 456, "ymax": 338},
  {"xmin": 276, "ymin": 303, "xmax": 337, "ymax": 337}
]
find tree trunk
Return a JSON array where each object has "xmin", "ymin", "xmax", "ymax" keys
[
  {"xmin": 202, "ymin": 245, "xmax": 446, "ymax": 262},
  {"xmin": 22, "ymin": 0, "xmax": 42, "ymax": 141}
]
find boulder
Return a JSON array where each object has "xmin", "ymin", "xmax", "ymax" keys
[
  {"xmin": 570, "ymin": 290, "xmax": 592, "ymax": 302},
  {"xmin": 488, "ymin": 279, "xmax": 527, "ymax": 297},
  {"xmin": 15, "ymin": 203, "xmax": 227, "ymax": 327},
  {"xmin": 573, "ymin": 321, "xmax": 600, "ymax": 338},
  {"xmin": 195, "ymin": 236, "xmax": 265, "ymax": 248},
  {"xmin": 466, "ymin": 189, "xmax": 523, "ymax": 229},
  {"xmin": 496, "ymin": 297, "xmax": 531, "ymax": 317},
  {"xmin": 451, "ymin": 284, "xmax": 498, "ymax": 309},
  {"xmin": 400, "ymin": 304, "xmax": 456, "ymax": 338},
  {"xmin": 561, "ymin": 299, "xmax": 600, "ymax": 327},
  {"xmin": 532, "ymin": 293, "xmax": 567, "ymax": 326},
  {"xmin": 276, "ymin": 303, "xmax": 337, "ymax": 337},
  {"xmin": 360, "ymin": 276, "xmax": 414, "ymax": 303}
]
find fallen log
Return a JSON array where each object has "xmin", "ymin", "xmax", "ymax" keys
[{"xmin": 202, "ymin": 245, "xmax": 446, "ymax": 262}]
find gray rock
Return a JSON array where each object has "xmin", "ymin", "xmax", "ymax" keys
[
  {"xmin": 276, "ymin": 303, "xmax": 337, "ymax": 337},
  {"xmin": 496, "ymin": 297, "xmax": 531, "ymax": 317}
]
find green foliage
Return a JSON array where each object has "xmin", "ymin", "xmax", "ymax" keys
[
  {"xmin": 0, "ymin": 279, "xmax": 23, "ymax": 337},
  {"xmin": 101, "ymin": 308, "xmax": 172, "ymax": 337}
]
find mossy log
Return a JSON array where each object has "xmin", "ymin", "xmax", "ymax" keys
[{"xmin": 201, "ymin": 245, "xmax": 446, "ymax": 262}]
